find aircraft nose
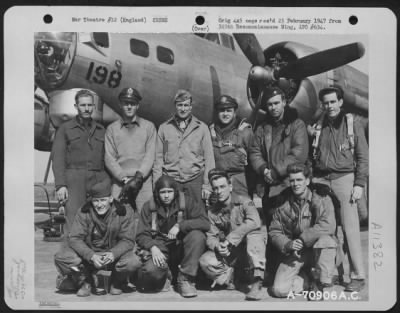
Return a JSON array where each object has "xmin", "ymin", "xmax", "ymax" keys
[{"xmin": 34, "ymin": 32, "xmax": 77, "ymax": 89}]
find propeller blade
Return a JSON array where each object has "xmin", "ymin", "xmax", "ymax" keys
[
  {"xmin": 233, "ymin": 34, "xmax": 265, "ymax": 66},
  {"xmin": 276, "ymin": 42, "xmax": 365, "ymax": 80}
]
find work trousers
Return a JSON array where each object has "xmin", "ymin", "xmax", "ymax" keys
[
  {"xmin": 135, "ymin": 230, "xmax": 206, "ymax": 292},
  {"xmin": 230, "ymin": 172, "xmax": 250, "ymax": 198},
  {"xmin": 54, "ymin": 246, "xmax": 138, "ymax": 290},
  {"xmin": 176, "ymin": 173, "xmax": 205, "ymax": 210},
  {"xmin": 199, "ymin": 230, "xmax": 267, "ymax": 286},
  {"xmin": 313, "ymin": 173, "xmax": 365, "ymax": 280},
  {"xmin": 63, "ymin": 169, "xmax": 109, "ymax": 234},
  {"xmin": 111, "ymin": 176, "xmax": 153, "ymax": 213},
  {"xmin": 271, "ymin": 235, "xmax": 337, "ymax": 298}
]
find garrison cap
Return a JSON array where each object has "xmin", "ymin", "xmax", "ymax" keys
[
  {"xmin": 214, "ymin": 95, "xmax": 238, "ymax": 110},
  {"xmin": 262, "ymin": 86, "xmax": 285, "ymax": 103},
  {"xmin": 208, "ymin": 168, "xmax": 229, "ymax": 183},
  {"xmin": 174, "ymin": 89, "xmax": 192, "ymax": 103},
  {"xmin": 318, "ymin": 85, "xmax": 344, "ymax": 101},
  {"xmin": 119, "ymin": 87, "xmax": 142, "ymax": 103},
  {"xmin": 88, "ymin": 177, "xmax": 112, "ymax": 198}
]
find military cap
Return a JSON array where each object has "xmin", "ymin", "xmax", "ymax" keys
[
  {"xmin": 208, "ymin": 168, "xmax": 229, "ymax": 183},
  {"xmin": 318, "ymin": 85, "xmax": 344, "ymax": 101},
  {"xmin": 214, "ymin": 95, "xmax": 238, "ymax": 110},
  {"xmin": 119, "ymin": 87, "xmax": 142, "ymax": 103},
  {"xmin": 262, "ymin": 86, "xmax": 285, "ymax": 103},
  {"xmin": 174, "ymin": 89, "xmax": 192, "ymax": 103},
  {"xmin": 88, "ymin": 177, "xmax": 112, "ymax": 198}
]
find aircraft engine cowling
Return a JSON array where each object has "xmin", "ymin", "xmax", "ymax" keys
[
  {"xmin": 34, "ymin": 92, "xmax": 55, "ymax": 151},
  {"xmin": 245, "ymin": 41, "xmax": 367, "ymax": 125}
]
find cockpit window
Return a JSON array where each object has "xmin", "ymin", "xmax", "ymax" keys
[
  {"xmin": 220, "ymin": 34, "xmax": 235, "ymax": 51},
  {"xmin": 130, "ymin": 38, "xmax": 149, "ymax": 58},
  {"xmin": 204, "ymin": 33, "xmax": 220, "ymax": 44},
  {"xmin": 34, "ymin": 32, "xmax": 77, "ymax": 89},
  {"xmin": 92, "ymin": 32, "xmax": 109, "ymax": 48},
  {"xmin": 157, "ymin": 46, "xmax": 174, "ymax": 65}
]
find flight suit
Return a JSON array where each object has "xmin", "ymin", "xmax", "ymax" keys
[
  {"xmin": 54, "ymin": 200, "xmax": 139, "ymax": 291},
  {"xmin": 250, "ymin": 107, "xmax": 309, "ymax": 225},
  {"xmin": 199, "ymin": 195, "xmax": 267, "ymax": 286},
  {"xmin": 312, "ymin": 110, "xmax": 368, "ymax": 281},
  {"xmin": 269, "ymin": 188, "xmax": 337, "ymax": 297},
  {"xmin": 134, "ymin": 192, "xmax": 210, "ymax": 292},
  {"xmin": 209, "ymin": 117, "xmax": 254, "ymax": 197},
  {"xmin": 153, "ymin": 115, "xmax": 215, "ymax": 206},
  {"xmin": 52, "ymin": 116, "xmax": 108, "ymax": 233}
]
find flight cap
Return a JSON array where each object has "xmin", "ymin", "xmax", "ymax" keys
[{"xmin": 174, "ymin": 89, "xmax": 192, "ymax": 103}]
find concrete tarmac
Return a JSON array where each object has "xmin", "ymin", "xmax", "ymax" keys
[{"xmin": 34, "ymin": 224, "xmax": 369, "ymax": 304}]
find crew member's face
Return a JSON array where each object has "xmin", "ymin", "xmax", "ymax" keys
[
  {"xmin": 91, "ymin": 196, "xmax": 113, "ymax": 215},
  {"xmin": 175, "ymin": 99, "xmax": 192, "ymax": 120},
  {"xmin": 217, "ymin": 108, "xmax": 236, "ymax": 125},
  {"xmin": 75, "ymin": 95, "xmax": 94, "ymax": 119},
  {"xmin": 265, "ymin": 95, "xmax": 285, "ymax": 119},
  {"xmin": 121, "ymin": 100, "xmax": 139, "ymax": 119},
  {"xmin": 289, "ymin": 172, "xmax": 310, "ymax": 198},
  {"xmin": 158, "ymin": 187, "xmax": 175, "ymax": 205},
  {"xmin": 322, "ymin": 92, "xmax": 343, "ymax": 118},
  {"xmin": 211, "ymin": 177, "xmax": 232, "ymax": 204}
]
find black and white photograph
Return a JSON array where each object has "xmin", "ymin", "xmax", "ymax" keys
[{"xmin": 4, "ymin": 6, "xmax": 397, "ymax": 310}]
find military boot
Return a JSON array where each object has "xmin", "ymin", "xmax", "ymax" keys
[
  {"xmin": 245, "ymin": 278, "xmax": 263, "ymax": 301},
  {"xmin": 162, "ymin": 270, "xmax": 173, "ymax": 292},
  {"xmin": 56, "ymin": 274, "xmax": 76, "ymax": 291},
  {"xmin": 76, "ymin": 281, "xmax": 92, "ymax": 297},
  {"xmin": 226, "ymin": 269, "xmax": 235, "ymax": 290},
  {"xmin": 110, "ymin": 272, "xmax": 123, "ymax": 295},
  {"xmin": 110, "ymin": 272, "xmax": 136, "ymax": 295},
  {"xmin": 177, "ymin": 271, "xmax": 197, "ymax": 298}
]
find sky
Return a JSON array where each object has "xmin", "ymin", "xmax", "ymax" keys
[{"xmin": 34, "ymin": 33, "xmax": 368, "ymax": 183}]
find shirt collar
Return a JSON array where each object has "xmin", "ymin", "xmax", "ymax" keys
[
  {"xmin": 291, "ymin": 187, "xmax": 312, "ymax": 206},
  {"xmin": 72, "ymin": 115, "xmax": 93, "ymax": 129},
  {"xmin": 120, "ymin": 115, "xmax": 140, "ymax": 128},
  {"xmin": 172, "ymin": 114, "xmax": 192, "ymax": 129}
]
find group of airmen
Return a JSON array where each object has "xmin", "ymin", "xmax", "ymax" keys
[{"xmin": 52, "ymin": 84, "xmax": 368, "ymax": 301}]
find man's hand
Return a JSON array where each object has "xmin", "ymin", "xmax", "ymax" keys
[
  {"xmin": 121, "ymin": 176, "xmax": 130, "ymax": 184},
  {"xmin": 150, "ymin": 246, "xmax": 167, "ymax": 268},
  {"xmin": 101, "ymin": 252, "xmax": 115, "ymax": 265},
  {"xmin": 167, "ymin": 224, "xmax": 180, "ymax": 240},
  {"xmin": 217, "ymin": 241, "xmax": 230, "ymax": 257},
  {"xmin": 91, "ymin": 254, "xmax": 105, "ymax": 269},
  {"xmin": 287, "ymin": 239, "xmax": 304, "ymax": 252},
  {"xmin": 202, "ymin": 187, "xmax": 211, "ymax": 200},
  {"xmin": 208, "ymin": 192, "xmax": 219, "ymax": 206},
  {"xmin": 56, "ymin": 186, "xmax": 68, "ymax": 202},
  {"xmin": 263, "ymin": 168, "xmax": 274, "ymax": 184},
  {"xmin": 351, "ymin": 185, "xmax": 363, "ymax": 203}
]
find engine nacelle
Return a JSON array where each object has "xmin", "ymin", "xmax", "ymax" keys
[{"xmin": 34, "ymin": 90, "xmax": 54, "ymax": 151}]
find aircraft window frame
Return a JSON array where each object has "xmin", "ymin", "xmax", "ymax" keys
[
  {"xmin": 156, "ymin": 46, "xmax": 174, "ymax": 65},
  {"xmin": 130, "ymin": 38, "xmax": 149, "ymax": 58},
  {"xmin": 92, "ymin": 32, "xmax": 109, "ymax": 48}
]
